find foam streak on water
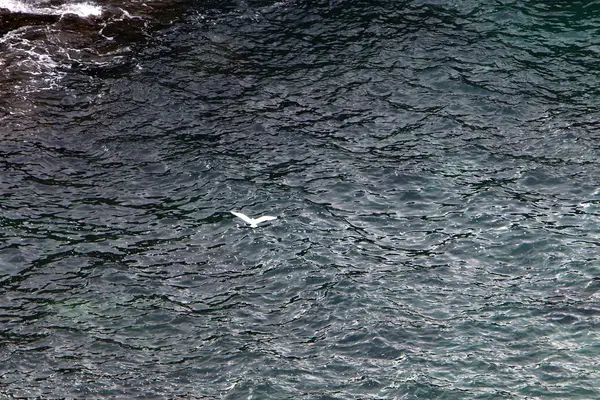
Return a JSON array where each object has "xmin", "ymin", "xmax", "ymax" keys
[{"xmin": 0, "ymin": 0, "xmax": 103, "ymax": 17}]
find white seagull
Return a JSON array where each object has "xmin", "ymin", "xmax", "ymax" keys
[{"xmin": 230, "ymin": 211, "xmax": 277, "ymax": 228}]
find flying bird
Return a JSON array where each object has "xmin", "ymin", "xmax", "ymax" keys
[{"xmin": 230, "ymin": 211, "xmax": 277, "ymax": 228}]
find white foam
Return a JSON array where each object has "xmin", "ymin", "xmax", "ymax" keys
[
  {"xmin": 0, "ymin": 24, "xmax": 66, "ymax": 93},
  {"xmin": 59, "ymin": 3, "xmax": 103, "ymax": 17},
  {"xmin": 0, "ymin": 0, "xmax": 103, "ymax": 17}
]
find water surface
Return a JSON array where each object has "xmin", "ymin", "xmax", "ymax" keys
[{"xmin": 1, "ymin": 0, "xmax": 600, "ymax": 398}]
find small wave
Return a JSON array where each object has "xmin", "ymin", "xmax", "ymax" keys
[{"xmin": 0, "ymin": 0, "xmax": 103, "ymax": 17}]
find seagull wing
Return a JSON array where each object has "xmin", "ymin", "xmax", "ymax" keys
[
  {"xmin": 253, "ymin": 215, "xmax": 277, "ymax": 225},
  {"xmin": 230, "ymin": 211, "xmax": 254, "ymax": 225}
]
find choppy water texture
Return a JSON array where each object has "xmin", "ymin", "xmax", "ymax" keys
[{"xmin": 1, "ymin": 0, "xmax": 600, "ymax": 398}]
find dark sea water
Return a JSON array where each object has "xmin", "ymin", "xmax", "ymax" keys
[{"xmin": 1, "ymin": 0, "xmax": 600, "ymax": 398}]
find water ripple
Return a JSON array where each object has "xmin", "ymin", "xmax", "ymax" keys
[{"xmin": 1, "ymin": 0, "xmax": 600, "ymax": 398}]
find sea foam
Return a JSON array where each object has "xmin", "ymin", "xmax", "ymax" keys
[{"xmin": 0, "ymin": 0, "xmax": 103, "ymax": 17}]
